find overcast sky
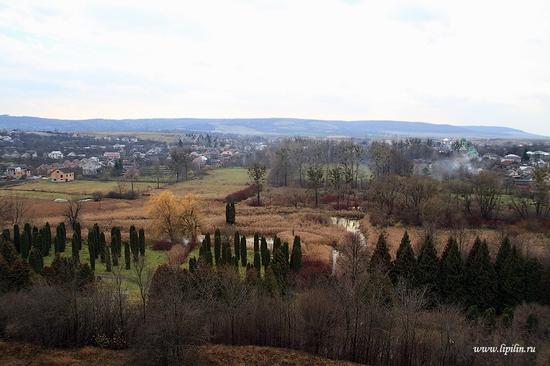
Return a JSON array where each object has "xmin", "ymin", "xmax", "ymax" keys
[{"xmin": 1, "ymin": 0, "xmax": 549, "ymax": 136}]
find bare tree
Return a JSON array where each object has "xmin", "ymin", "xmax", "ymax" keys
[
  {"xmin": 0, "ymin": 193, "xmax": 32, "ymax": 226},
  {"xmin": 63, "ymin": 199, "xmax": 83, "ymax": 230}
]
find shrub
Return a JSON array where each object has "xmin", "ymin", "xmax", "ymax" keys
[
  {"xmin": 225, "ymin": 185, "xmax": 256, "ymax": 203},
  {"xmin": 151, "ymin": 239, "xmax": 175, "ymax": 251}
]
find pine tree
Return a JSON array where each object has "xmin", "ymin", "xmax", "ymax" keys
[
  {"xmin": 28, "ymin": 247, "xmax": 43, "ymax": 274},
  {"xmin": 498, "ymin": 245, "xmax": 525, "ymax": 310},
  {"xmin": 391, "ymin": 231, "xmax": 416, "ymax": 285},
  {"xmin": 290, "ymin": 235, "xmax": 303, "ymax": 271},
  {"xmin": 369, "ymin": 231, "xmax": 391, "ymax": 273},
  {"xmin": 466, "ymin": 236, "xmax": 482, "ymax": 268},
  {"xmin": 240, "ymin": 236, "xmax": 247, "ymax": 267},
  {"xmin": 414, "ymin": 234, "xmax": 439, "ymax": 290},
  {"xmin": 437, "ymin": 236, "xmax": 465, "ymax": 303},
  {"xmin": 465, "ymin": 239, "xmax": 497, "ymax": 311},
  {"xmin": 524, "ymin": 257, "xmax": 543, "ymax": 303},
  {"xmin": 494, "ymin": 236, "xmax": 511, "ymax": 275}
]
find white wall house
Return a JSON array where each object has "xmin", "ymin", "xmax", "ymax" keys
[{"xmin": 48, "ymin": 150, "xmax": 64, "ymax": 159}]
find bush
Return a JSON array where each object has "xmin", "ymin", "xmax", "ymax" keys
[
  {"xmin": 91, "ymin": 191, "xmax": 103, "ymax": 202},
  {"xmin": 151, "ymin": 239, "xmax": 175, "ymax": 251},
  {"xmin": 225, "ymin": 185, "xmax": 256, "ymax": 203}
]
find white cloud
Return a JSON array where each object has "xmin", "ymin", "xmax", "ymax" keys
[{"xmin": 0, "ymin": 0, "xmax": 549, "ymax": 136}]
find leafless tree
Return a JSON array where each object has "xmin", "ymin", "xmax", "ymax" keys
[
  {"xmin": 0, "ymin": 193, "xmax": 32, "ymax": 226},
  {"xmin": 63, "ymin": 199, "xmax": 83, "ymax": 230}
]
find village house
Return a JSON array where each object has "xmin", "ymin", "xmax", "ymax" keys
[
  {"xmin": 51, "ymin": 168, "xmax": 75, "ymax": 182},
  {"xmin": 4, "ymin": 165, "xmax": 32, "ymax": 179},
  {"xmin": 48, "ymin": 150, "xmax": 64, "ymax": 159}
]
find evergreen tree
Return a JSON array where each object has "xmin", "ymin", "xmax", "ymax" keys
[
  {"xmin": 13, "ymin": 224, "xmax": 20, "ymax": 254},
  {"xmin": 189, "ymin": 257, "xmax": 197, "ymax": 273},
  {"xmin": 494, "ymin": 236, "xmax": 511, "ymax": 275},
  {"xmin": 234, "ymin": 231, "xmax": 240, "ymax": 259},
  {"xmin": 281, "ymin": 241, "xmax": 289, "ymax": 266},
  {"xmin": 369, "ymin": 231, "xmax": 391, "ymax": 273},
  {"xmin": 465, "ymin": 239, "xmax": 497, "ymax": 311},
  {"xmin": 111, "ymin": 241, "xmax": 119, "ymax": 267},
  {"xmin": 225, "ymin": 202, "xmax": 236, "ymax": 224},
  {"xmin": 539, "ymin": 264, "xmax": 550, "ymax": 306},
  {"xmin": 414, "ymin": 234, "xmax": 439, "ymax": 290},
  {"xmin": 99, "ymin": 232, "xmax": 107, "ymax": 264},
  {"xmin": 88, "ymin": 239, "xmax": 96, "ymax": 270},
  {"xmin": 2, "ymin": 229, "xmax": 10, "ymax": 243},
  {"xmin": 437, "ymin": 236, "xmax": 465, "ymax": 304},
  {"xmin": 523, "ymin": 257, "xmax": 543, "ymax": 303},
  {"xmin": 465, "ymin": 236, "xmax": 482, "ymax": 268},
  {"xmin": 498, "ymin": 245, "xmax": 525, "ymax": 310},
  {"xmin": 525, "ymin": 313, "xmax": 540, "ymax": 337},
  {"xmin": 260, "ymin": 236, "xmax": 268, "ymax": 259},
  {"xmin": 43, "ymin": 223, "xmax": 52, "ymax": 255},
  {"xmin": 254, "ymin": 251, "xmax": 261, "ymax": 276},
  {"xmin": 271, "ymin": 248, "xmax": 289, "ymax": 292},
  {"xmin": 105, "ymin": 243, "xmax": 112, "ymax": 272},
  {"xmin": 56, "ymin": 222, "xmax": 66, "ymax": 252},
  {"xmin": 71, "ymin": 232, "xmax": 80, "ymax": 265},
  {"xmin": 74, "ymin": 222, "xmax": 82, "ymax": 250},
  {"xmin": 240, "ymin": 236, "xmax": 247, "ymax": 267},
  {"xmin": 290, "ymin": 235, "xmax": 303, "ymax": 271},
  {"xmin": 138, "ymin": 228, "xmax": 146, "ymax": 256},
  {"xmin": 130, "ymin": 230, "xmax": 139, "ymax": 262},
  {"xmin": 23, "ymin": 223, "xmax": 32, "ymax": 246},
  {"xmin": 124, "ymin": 241, "xmax": 131, "ymax": 270},
  {"xmin": 20, "ymin": 231, "xmax": 30, "ymax": 259},
  {"xmin": 253, "ymin": 232, "xmax": 259, "ymax": 253},
  {"xmin": 214, "ymin": 228, "xmax": 221, "ymax": 266},
  {"xmin": 391, "ymin": 231, "xmax": 416, "ymax": 285},
  {"xmin": 264, "ymin": 266, "xmax": 279, "ymax": 296},
  {"xmin": 28, "ymin": 247, "xmax": 43, "ymax": 274}
]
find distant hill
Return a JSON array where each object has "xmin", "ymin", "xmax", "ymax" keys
[{"xmin": 0, "ymin": 115, "xmax": 546, "ymax": 138}]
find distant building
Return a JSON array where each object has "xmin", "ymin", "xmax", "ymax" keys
[
  {"xmin": 48, "ymin": 150, "xmax": 64, "ymax": 159},
  {"xmin": 5, "ymin": 165, "xmax": 31, "ymax": 179},
  {"xmin": 51, "ymin": 168, "xmax": 75, "ymax": 182}
]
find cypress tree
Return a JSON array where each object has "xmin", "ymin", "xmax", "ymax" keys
[
  {"xmin": 234, "ymin": 231, "xmax": 240, "ymax": 259},
  {"xmin": 53, "ymin": 235, "xmax": 60, "ymax": 254},
  {"xmin": 254, "ymin": 251, "xmax": 261, "ymax": 275},
  {"xmin": 32, "ymin": 226, "xmax": 38, "ymax": 247},
  {"xmin": 124, "ymin": 241, "xmax": 131, "ymax": 270},
  {"xmin": 214, "ymin": 228, "xmax": 221, "ymax": 266},
  {"xmin": 281, "ymin": 242, "xmax": 289, "ymax": 266},
  {"xmin": 28, "ymin": 247, "xmax": 43, "ymax": 274},
  {"xmin": 290, "ymin": 235, "xmax": 303, "ymax": 271},
  {"xmin": 391, "ymin": 231, "xmax": 416, "ymax": 286},
  {"xmin": 415, "ymin": 234, "xmax": 439, "ymax": 290},
  {"xmin": 2, "ymin": 229, "xmax": 10, "ymax": 243},
  {"xmin": 130, "ymin": 230, "xmax": 139, "ymax": 262},
  {"xmin": 105, "ymin": 244, "xmax": 112, "ymax": 272},
  {"xmin": 13, "ymin": 224, "xmax": 21, "ymax": 254},
  {"xmin": 111, "ymin": 241, "xmax": 119, "ymax": 266},
  {"xmin": 466, "ymin": 239, "xmax": 497, "ymax": 311},
  {"xmin": 271, "ymin": 248, "xmax": 289, "ymax": 291},
  {"xmin": 20, "ymin": 231, "xmax": 30, "ymax": 259},
  {"xmin": 24, "ymin": 223, "xmax": 31, "ymax": 246},
  {"xmin": 253, "ymin": 232, "xmax": 259, "ymax": 253},
  {"xmin": 99, "ymin": 232, "xmax": 106, "ymax": 264},
  {"xmin": 524, "ymin": 257, "xmax": 543, "ymax": 303},
  {"xmin": 262, "ymin": 248, "xmax": 271, "ymax": 271},
  {"xmin": 437, "ymin": 236, "xmax": 465, "ymax": 304},
  {"xmin": 74, "ymin": 222, "xmax": 82, "ymax": 250},
  {"xmin": 260, "ymin": 236, "xmax": 268, "ymax": 259},
  {"xmin": 203, "ymin": 233, "xmax": 213, "ymax": 265},
  {"xmin": 88, "ymin": 239, "xmax": 96, "ymax": 270},
  {"xmin": 240, "ymin": 236, "xmax": 247, "ymax": 267},
  {"xmin": 264, "ymin": 266, "xmax": 279, "ymax": 296},
  {"xmin": 273, "ymin": 235, "xmax": 281, "ymax": 252},
  {"xmin": 498, "ymin": 245, "xmax": 525, "ymax": 310},
  {"xmin": 43, "ymin": 223, "xmax": 52, "ymax": 255},
  {"xmin": 138, "ymin": 228, "xmax": 146, "ymax": 256},
  {"xmin": 369, "ymin": 231, "xmax": 392, "ymax": 273},
  {"xmin": 225, "ymin": 202, "xmax": 235, "ymax": 224}
]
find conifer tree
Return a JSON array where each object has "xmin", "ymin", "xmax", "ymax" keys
[
  {"xmin": 225, "ymin": 202, "xmax": 235, "ymax": 224},
  {"xmin": 43, "ymin": 223, "xmax": 52, "ymax": 254},
  {"xmin": 498, "ymin": 245, "xmax": 525, "ymax": 310},
  {"xmin": 281, "ymin": 241, "xmax": 289, "ymax": 265},
  {"xmin": 88, "ymin": 240, "xmax": 96, "ymax": 270},
  {"xmin": 254, "ymin": 251, "xmax": 261, "ymax": 275},
  {"xmin": 138, "ymin": 228, "xmax": 146, "ymax": 256},
  {"xmin": 214, "ymin": 228, "xmax": 221, "ymax": 266},
  {"xmin": 465, "ymin": 239, "xmax": 497, "ymax": 311},
  {"xmin": 105, "ymin": 243, "xmax": 112, "ymax": 272},
  {"xmin": 391, "ymin": 231, "xmax": 415, "ymax": 285},
  {"xmin": 465, "ymin": 236, "xmax": 482, "ymax": 268},
  {"xmin": 1, "ymin": 229, "xmax": 10, "ymax": 243},
  {"xmin": 111, "ymin": 241, "xmax": 119, "ymax": 267},
  {"xmin": 74, "ymin": 222, "xmax": 82, "ymax": 250},
  {"xmin": 240, "ymin": 236, "xmax": 247, "ymax": 267},
  {"xmin": 20, "ymin": 231, "xmax": 30, "ymax": 259},
  {"xmin": 524, "ymin": 257, "xmax": 543, "ymax": 303},
  {"xmin": 290, "ymin": 235, "xmax": 303, "ymax": 271},
  {"xmin": 130, "ymin": 230, "xmax": 139, "ymax": 262},
  {"xmin": 414, "ymin": 234, "xmax": 439, "ymax": 290},
  {"xmin": 124, "ymin": 241, "xmax": 131, "ymax": 270},
  {"xmin": 234, "ymin": 231, "xmax": 240, "ymax": 259},
  {"xmin": 369, "ymin": 231, "xmax": 391, "ymax": 273},
  {"xmin": 99, "ymin": 232, "xmax": 107, "ymax": 264},
  {"xmin": 271, "ymin": 248, "xmax": 289, "ymax": 291},
  {"xmin": 437, "ymin": 236, "xmax": 465, "ymax": 303},
  {"xmin": 253, "ymin": 232, "xmax": 259, "ymax": 253},
  {"xmin": 28, "ymin": 247, "xmax": 43, "ymax": 274},
  {"xmin": 494, "ymin": 236, "xmax": 511, "ymax": 275},
  {"xmin": 23, "ymin": 223, "xmax": 32, "ymax": 246},
  {"xmin": 13, "ymin": 224, "xmax": 20, "ymax": 254},
  {"xmin": 264, "ymin": 266, "xmax": 279, "ymax": 296},
  {"xmin": 260, "ymin": 236, "xmax": 268, "ymax": 257}
]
